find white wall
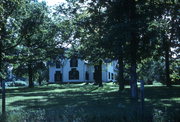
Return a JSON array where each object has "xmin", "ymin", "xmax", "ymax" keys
[
  {"xmin": 49, "ymin": 65, "xmax": 62, "ymax": 83},
  {"xmin": 102, "ymin": 63, "xmax": 108, "ymax": 82},
  {"xmin": 49, "ymin": 59, "xmax": 118, "ymax": 83},
  {"xmin": 62, "ymin": 59, "xmax": 86, "ymax": 82},
  {"xmin": 106, "ymin": 61, "xmax": 118, "ymax": 82},
  {"xmin": 87, "ymin": 65, "xmax": 95, "ymax": 82}
]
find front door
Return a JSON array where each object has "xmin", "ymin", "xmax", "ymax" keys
[{"xmin": 54, "ymin": 71, "xmax": 62, "ymax": 83}]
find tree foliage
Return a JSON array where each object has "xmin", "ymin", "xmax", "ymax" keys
[
  {"xmin": 0, "ymin": 0, "xmax": 26, "ymax": 80},
  {"xmin": 1, "ymin": 0, "xmax": 63, "ymax": 87},
  {"xmin": 55, "ymin": 0, "xmax": 180, "ymax": 96},
  {"xmin": 17, "ymin": 1, "xmax": 61, "ymax": 87}
]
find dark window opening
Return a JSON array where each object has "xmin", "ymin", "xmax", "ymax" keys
[
  {"xmin": 70, "ymin": 58, "xmax": 78, "ymax": 67},
  {"xmin": 86, "ymin": 72, "xmax": 89, "ymax": 80},
  {"xmin": 93, "ymin": 72, "xmax": 95, "ymax": 80},
  {"xmin": 54, "ymin": 71, "xmax": 62, "ymax": 82},
  {"xmin": 115, "ymin": 74, "xmax": 117, "ymax": 80},
  {"xmin": 111, "ymin": 73, "xmax": 114, "ymax": 80},
  {"xmin": 56, "ymin": 60, "xmax": 61, "ymax": 68},
  {"xmin": 94, "ymin": 66, "xmax": 98, "ymax": 80},
  {"xmin": 69, "ymin": 68, "xmax": 79, "ymax": 80},
  {"xmin": 109, "ymin": 72, "xmax": 111, "ymax": 79}
]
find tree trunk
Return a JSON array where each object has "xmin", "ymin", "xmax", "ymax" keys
[
  {"xmin": 118, "ymin": 44, "xmax": 124, "ymax": 91},
  {"xmin": 0, "ymin": 22, "xmax": 5, "ymax": 87},
  {"xmin": 0, "ymin": 41, "xmax": 2, "ymax": 87},
  {"xmin": 98, "ymin": 60, "xmax": 103, "ymax": 87},
  {"xmin": 0, "ymin": 23, "xmax": 5, "ymax": 113},
  {"xmin": 28, "ymin": 61, "xmax": 34, "ymax": 88},
  {"xmin": 94, "ymin": 65, "xmax": 98, "ymax": 85},
  {"xmin": 38, "ymin": 77, "xmax": 42, "ymax": 86},
  {"xmin": 130, "ymin": 59, "xmax": 138, "ymax": 99},
  {"xmin": 129, "ymin": 0, "xmax": 138, "ymax": 99},
  {"xmin": 38, "ymin": 71, "xmax": 43, "ymax": 86},
  {"xmin": 164, "ymin": 41, "xmax": 171, "ymax": 87}
]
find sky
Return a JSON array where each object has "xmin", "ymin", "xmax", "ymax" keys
[{"xmin": 38, "ymin": 0, "xmax": 66, "ymax": 6}]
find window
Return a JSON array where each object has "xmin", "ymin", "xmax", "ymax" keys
[
  {"xmin": 69, "ymin": 68, "xmax": 79, "ymax": 80},
  {"xmin": 54, "ymin": 71, "xmax": 62, "ymax": 82},
  {"xmin": 85, "ymin": 72, "xmax": 89, "ymax": 80},
  {"xmin": 115, "ymin": 74, "xmax": 117, "ymax": 80},
  {"xmin": 56, "ymin": 60, "xmax": 61, "ymax": 68},
  {"xmin": 111, "ymin": 73, "xmax": 114, "ymax": 80},
  {"xmin": 93, "ymin": 72, "xmax": 95, "ymax": 80},
  {"xmin": 109, "ymin": 72, "xmax": 111, "ymax": 79},
  {"xmin": 94, "ymin": 65, "xmax": 98, "ymax": 80},
  {"xmin": 70, "ymin": 58, "xmax": 78, "ymax": 67}
]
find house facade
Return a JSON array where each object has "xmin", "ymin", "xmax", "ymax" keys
[{"xmin": 49, "ymin": 58, "xmax": 118, "ymax": 83}]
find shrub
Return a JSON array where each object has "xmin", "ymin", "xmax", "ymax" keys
[
  {"xmin": 5, "ymin": 80, "xmax": 28, "ymax": 87},
  {"xmin": 146, "ymin": 79, "xmax": 153, "ymax": 85},
  {"xmin": 14, "ymin": 80, "xmax": 28, "ymax": 86}
]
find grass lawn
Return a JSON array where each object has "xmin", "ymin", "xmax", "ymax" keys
[{"xmin": 0, "ymin": 83, "xmax": 180, "ymax": 122}]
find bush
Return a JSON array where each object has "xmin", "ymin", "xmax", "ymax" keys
[
  {"xmin": 146, "ymin": 79, "xmax": 153, "ymax": 85},
  {"xmin": 5, "ymin": 80, "xmax": 28, "ymax": 87},
  {"xmin": 14, "ymin": 80, "xmax": 28, "ymax": 86}
]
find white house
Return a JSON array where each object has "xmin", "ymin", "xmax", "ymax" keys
[{"xmin": 49, "ymin": 58, "xmax": 118, "ymax": 83}]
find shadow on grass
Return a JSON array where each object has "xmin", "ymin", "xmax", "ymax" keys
[
  {"xmin": 5, "ymin": 84, "xmax": 88, "ymax": 93},
  {"xmin": 1, "ymin": 84, "xmax": 180, "ymax": 121}
]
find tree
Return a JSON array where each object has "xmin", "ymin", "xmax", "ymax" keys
[
  {"xmin": 147, "ymin": 1, "xmax": 180, "ymax": 87},
  {"xmin": 161, "ymin": 2, "xmax": 179, "ymax": 87},
  {"xmin": 55, "ymin": 0, "xmax": 179, "ymax": 93},
  {"xmin": 60, "ymin": 0, "xmax": 152, "ymax": 93},
  {"xmin": 54, "ymin": 0, "xmax": 106, "ymax": 86},
  {"xmin": 0, "ymin": 0, "xmax": 25, "ymax": 85},
  {"xmin": 137, "ymin": 58, "xmax": 165, "ymax": 84},
  {"xmin": 17, "ymin": 1, "xmax": 60, "ymax": 87}
]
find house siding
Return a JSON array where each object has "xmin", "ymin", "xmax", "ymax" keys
[{"xmin": 49, "ymin": 59, "xmax": 117, "ymax": 83}]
